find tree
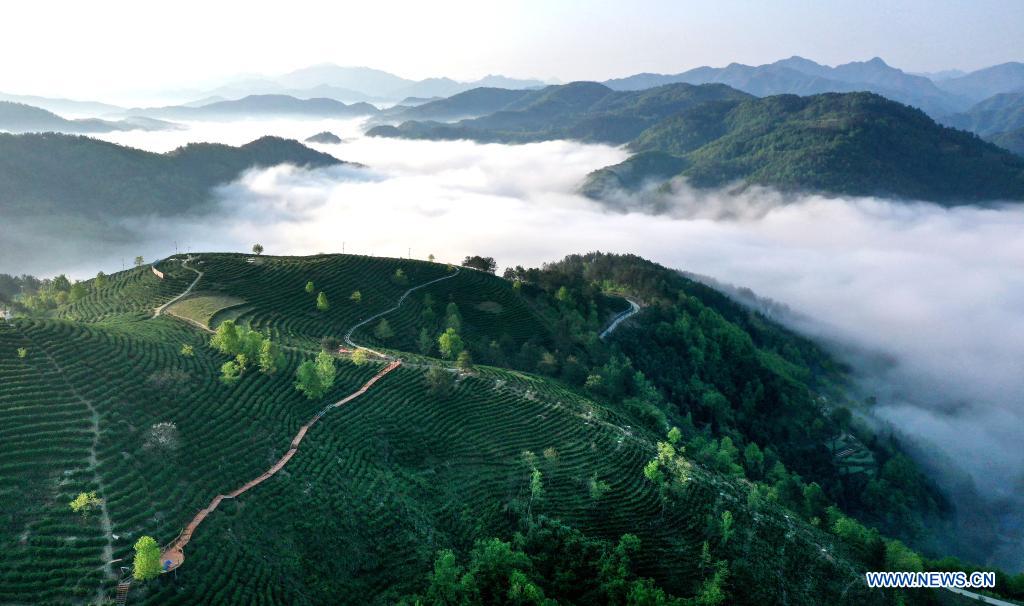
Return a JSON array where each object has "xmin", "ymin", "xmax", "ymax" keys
[
  {"xmin": 210, "ymin": 320, "xmax": 240, "ymax": 355},
  {"xmin": 462, "ymin": 255, "xmax": 497, "ymax": 274},
  {"xmin": 350, "ymin": 290, "xmax": 362, "ymax": 303},
  {"xmin": 425, "ymin": 366, "xmax": 455, "ymax": 396},
  {"xmin": 719, "ymin": 511, "xmax": 733, "ymax": 546},
  {"xmin": 667, "ymin": 426, "xmax": 682, "ymax": 445},
  {"xmin": 132, "ymin": 536, "xmax": 162, "ymax": 580},
  {"xmin": 94, "ymin": 271, "xmax": 108, "ymax": 289},
  {"xmin": 316, "ymin": 291, "xmax": 329, "ymax": 311},
  {"xmin": 294, "ymin": 359, "xmax": 324, "ymax": 398},
  {"xmin": 258, "ymin": 339, "xmax": 281, "ymax": 375},
  {"xmin": 220, "ymin": 359, "xmax": 242, "ymax": 384},
  {"xmin": 417, "ymin": 327, "xmax": 433, "ymax": 355},
  {"xmin": 392, "ymin": 268, "xmax": 408, "ymax": 285},
  {"xmin": 305, "ymin": 280, "xmax": 315, "ymax": 293},
  {"xmin": 321, "ymin": 336, "xmax": 341, "ymax": 352},
  {"xmin": 134, "ymin": 256, "xmax": 144, "ymax": 267},
  {"xmin": 180, "ymin": 343, "xmax": 194, "ymax": 357},
  {"xmin": 69, "ymin": 282, "xmax": 88, "ymax": 303},
  {"xmin": 16, "ymin": 348, "xmax": 27, "ymax": 359},
  {"xmin": 374, "ymin": 319, "xmax": 394, "ymax": 341},
  {"xmin": 351, "ymin": 348, "xmax": 370, "ymax": 366},
  {"xmin": 252, "ymin": 243, "xmax": 264, "ymax": 255},
  {"xmin": 314, "ymin": 350, "xmax": 336, "ymax": 390},
  {"xmin": 437, "ymin": 328, "xmax": 463, "ymax": 360},
  {"xmin": 428, "ymin": 254, "xmax": 436, "ymax": 263},
  {"xmin": 70, "ymin": 491, "xmax": 102, "ymax": 517},
  {"xmin": 456, "ymin": 350, "xmax": 473, "ymax": 370},
  {"xmin": 444, "ymin": 302, "xmax": 462, "ymax": 331}
]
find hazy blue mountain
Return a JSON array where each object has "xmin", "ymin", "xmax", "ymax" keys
[
  {"xmin": 0, "ymin": 91, "xmax": 122, "ymax": 117},
  {"xmin": 132, "ymin": 94, "xmax": 380, "ymax": 120},
  {"xmin": 582, "ymin": 92, "xmax": 1024, "ymax": 205},
  {"xmin": 275, "ymin": 64, "xmax": 414, "ymax": 98},
  {"xmin": 0, "ymin": 101, "xmax": 177, "ymax": 134},
  {"xmin": 368, "ymin": 82, "xmax": 751, "ymax": 144},
  {"xmin": 935, "ymin": 62, "xmax": 1024, "ymax": 103},
  {"xmin": 382, "ymin": 87, "xmax": 535, "ymax": 122},
  {"xmin": 604, "ymin": 56, "xmax": 968, "ymax": 116},
  {"xmin": 0, "ymin": 133, "xmax": 345, "ymax": 218},
  {"xmin": 941, "ymin": 92, "xmax": 1024, "ymax": 136},
  {"xmin": 397, "ymin": 96, "xmax": 441, "ymax": 106}
]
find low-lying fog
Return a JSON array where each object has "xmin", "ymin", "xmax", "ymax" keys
[{"xmin": 7, "ymin": 117, "xmax": 1024, "ymax": 569}]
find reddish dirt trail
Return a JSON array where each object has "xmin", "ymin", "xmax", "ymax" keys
[{"xmin": 160, "ymin": 360, "xmax": 401, "ymax": 571}]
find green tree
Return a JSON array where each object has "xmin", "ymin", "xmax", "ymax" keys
[
  {"xmin": 374, "ymin": 318, "xmax": 394, "ymax": 341},
  {"xmin": 393, "ymin": 268, "xmax": 407, "ymax": 285},
  {"xmin": 350, "ymin": 290, "xmax": 362, "ymax": 303},
  {"xmin": 742, "ymin": 442, "xmax": 764, "ymax": 479},
  {"xmin": 69, "ymin": 282, "xmax": 88, "ymax": 303},
  {"xmin": 134, "ymin": 256, "xmax": 144, "ymax": 267},
  {"xmin": 132, "ymin": 536, "xmax": 162, "ymax": 580},
  {"xmin": 425, "ymin": 366, "xmax": 455, "ymax": 396},
  {"xmin": 252, "ymin": 243, "xmax": 264, "ymax": 255},
  {"xmin": 720, "ymin": 511, "xmax": 733, "ymax": 546},
  {"xmin": 305, "ymin": 280, "xmax": 315, "ymax": 293},
  {"xmin": 16, "ymin": 348, "xmax": 27, "ymax": 359},
  {"xmin": 351, "ymin": 348, "xmax": 370, "ymax": 366},
  {"xmin": 210, "ymin": 320, "xmax": 240, "ymax": 355},
  {"xmin": 94, "ymin": 271, "xmax": 108, "ymax": 289},
  {"xmin": 444, "ymin": 302, "xmax": 462, "ymax": 331},
  {"xmin": 428, "ymin": 253, "xmax": 436, "ymax": 263},
  {"xmin": 258, "ymin": 339, "xmax": 281, "ymax": 374},
  {"xmin": 316, "ymin": 291, "xmax": 329, "ymax": 311},
  {"xmin": 180, "ymin": 343, "xmax": 194, "ymax": 357},
  {"xmin": 417, "ymin": 327, "xmax": 433, "ymax": 355},
  {"xmin": 69, "ymin": 491, "xmax": 102, "ymax": 517},
  {"xmin": 667, "ymin": 426, "xmax": 682, "ymax": 445},
  {"xmin": 456, "ymin": 350, "xmax": 473, "ymax": 370},
  {"xmin": 437, "ymin": 328, "xmax": 463, "ymax": 360},
  {"xmin": 220, "ymin": 359, "xmax": 242, "ymax": 384},
  {"xmin": 295, "ymin": 360, "xmax": 324, "ymax": 398},
  {"xmin": 314, "ymin": 350, "xmax": 336, "ymax": 391}
]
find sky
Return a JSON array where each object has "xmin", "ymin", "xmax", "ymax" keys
[{"xmin": 2, "ymin": 0, "xmax": 1021, "ymax": 101}]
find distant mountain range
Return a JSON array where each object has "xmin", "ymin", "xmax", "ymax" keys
[
  {"xmin": 603, "ymin": 56, "xmax": 972, "ymax": 117},
  {"xmin": 0, "ymin": 133, "xmax": 345, "ymax": 218},
  {"xmin": 368, "ymin": 82, "xmax": 752, "ymax": 144},
  {"xmin": 0, "ymin": 91, "xmax": 122, "ymax": 116},
  {"xmin": 0, "ymin": 101, "xmax": 177, "ymax": 134},
  {"xmin": 128, "ymin": 95, "xmax": 380, "ymax": 120}
]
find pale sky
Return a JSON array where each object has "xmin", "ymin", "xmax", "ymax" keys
[{"xmin": 2, "ymin": 0, "xmax": 1021, "ymax": 101}]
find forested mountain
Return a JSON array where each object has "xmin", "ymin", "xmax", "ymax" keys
[
  {"xmin": 5, "ymin": 251, "xmax": 1021, "ymax": 604},
  {"xmin": 132, "ymin": 94, "xmax": 380, "ymax": 120},
  {"xmin": 582, "ymin": 92, "xmax": 1024, "ymax": 204},
  {"xmin": 934, "ymin": 62, "xmax": 1024, "ymax": 103},
  {"xmin": 604, "ymin": 56, "xmax": 967, "ymax": 117},
  {"xmin": 0, "ymin": 133, "xmax": 345, "ymax": 217},
  {"xmin": 379, "ymin": 87, "xmax": 536, "ymax": 122},
  {"xmin": 367, "ymin": 82, "xmax": 753, "ymax": 144},
  {"xmin": 941, "ymin": 92, "xmax": 1024, "ymax": 137},
  {"xmin": 0, "ymin": 101, "xmax": 176, "ymax": 134},
  {"xmin": 990, "ymin": 127, "xmax": 1024, "ymax": 156}
]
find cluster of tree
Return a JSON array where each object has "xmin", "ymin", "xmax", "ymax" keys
[
  {"xmin": 396, "ymin": 517, "xmax": 712, "ymax": 606},
  {"xmin": 504, "ymin": 253, "xmax": 948, "ymax": 554},
  {"xmin": 0, "ymin": 271, "xmax": 111, "ymax": 315},
  {"xmin": 294, "ymin": 350, "xmax": 337, "ymax": 399},
  {"xmin": 462, "ymin": 256, "xmax": 497, "ymax": 274},
  {"xmin": 209, "ymin": 320, "xmax": 283, "ymax": 384}
]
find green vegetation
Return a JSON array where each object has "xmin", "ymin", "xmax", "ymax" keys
[
  {"xmin": 166, "ymin": 292, "xmax": 246, "ymax": 327},
  {"xmin": 69, "ymin": 491, "xmax": 103, "ymax": 517},
  {"xmin": 3, "ymin": 251, "xmax": 1021, "ymax": 604},
  {"xmin": 585, "ymin": 92, "xmax": 1024, "ymax": 204},
  {"xmin": 132, "ymin": 536, "xmax": 162, "ymax": 581}
]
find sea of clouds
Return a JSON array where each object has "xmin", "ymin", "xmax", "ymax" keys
[{"xmin": 5, "ymin": 117, "xmax": 1022, "ymax": 568}]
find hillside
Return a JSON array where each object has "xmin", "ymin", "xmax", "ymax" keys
[
  {"xmin": 132, "ymin": 94, "xmax": 380, "ymax": 120},
  {"xmin": 367, "ymin": 82, "xmax": 752, "ymax": 144},
  {"xmin": 0, "ymin": 133, "xmax": 346, "ymax": 218},
  {"xmin": 4, "ymin": 251, "xmax": 1019, "ymax": 604},
  {"xmin": 0, "ymin": 101, "xmax": 177, "ymax": 134},
  {"xmin": 990, "ymin": 127, "xmax": 1024, "ymax": 156},
  {"xmin": 583, "ymin": 92, "xmax": 1024, "ymax": 204},
  {"xmin": 941, "ymin": 92, "xmax": 1024, "ymax": 137}
]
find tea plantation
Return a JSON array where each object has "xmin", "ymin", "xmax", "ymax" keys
[{"xmin": 2, "ymin": 252, "xmax": 997, "ymax": 605}]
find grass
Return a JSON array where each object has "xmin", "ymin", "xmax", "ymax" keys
[{"xmin": 165, "ymin": 292, "xmax": 247, "ymax": 328}]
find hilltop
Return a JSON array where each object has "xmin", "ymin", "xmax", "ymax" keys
[
  {"xmin": 131, "ymin": 94, "xmax": 380, "ymax": 120},
  {"xmin": 3, "ymin": 251, "xmax": 1017, "ymax": 604},
  {"xmin": 0, "ymin": 133, "xmax": 346, "ymax": 218},
  {"xmin": 583, "ymin": 92, "xmax": 1024, "ymax": 204}
]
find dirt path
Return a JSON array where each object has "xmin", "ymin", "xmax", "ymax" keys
[
  {"xmin": 599, "ymin": 298, "xmax": 640, "ymax": 340},
  {"xmin": 160, "ymin": 359, "xmax": 401, "ymax": 571},
  {"xmin": 153, "ymin": 257, "xmax": 203, "ymax": 319},
  {"xmin": 12, "ymin": 324, "xmax": 116, "ymax": 603}
]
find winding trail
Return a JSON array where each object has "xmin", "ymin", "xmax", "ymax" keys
[
  {"xmin": 153, "ymin": 257, "xmax": 203, "ymax": 318},
  {"xmin": 599, "ymin": 298, "xmax": 640, "ymax": 340},
  {"xmin": 344, "ymin": 266, "xmax": 461, "ymax": 355},
  {"xmin": 157, "ymin": 264, "xmax": 462, "ymax": 572}
]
